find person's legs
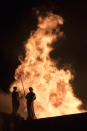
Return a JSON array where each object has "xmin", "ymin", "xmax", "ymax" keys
[{"xmin": 12, "ymin": 103, "xmax": 15, "ymax": 113}]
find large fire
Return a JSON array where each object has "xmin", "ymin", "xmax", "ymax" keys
[{"xmin": 10, "ymin": 12, "xmax": 85, "ymax": 118}]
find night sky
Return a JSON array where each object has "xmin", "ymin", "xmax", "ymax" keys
[{"xmin": 0, "ymin": 0, "xmax": 87, "ymax": 109}]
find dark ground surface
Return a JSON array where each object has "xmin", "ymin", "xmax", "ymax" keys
[{"xmin": 0, "ymin": 112, "xmax": 87, "ymax": 131}]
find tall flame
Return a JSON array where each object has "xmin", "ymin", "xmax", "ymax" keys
[{"xmin": 10, "ymin": 12, "xmax": 85, "ymax": 118}]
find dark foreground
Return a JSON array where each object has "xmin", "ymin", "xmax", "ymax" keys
[{"xmin": 0, "ymin": 112, "xmax": 87, "ymax": 131}]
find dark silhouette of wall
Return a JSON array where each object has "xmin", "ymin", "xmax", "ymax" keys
[{"xmin": 0, "ymin": 112, "xmax": 87, "ymax": 131}]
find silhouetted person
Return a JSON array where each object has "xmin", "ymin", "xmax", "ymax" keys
[
  {"xmin": 12, "ymin": 87, "xmax": 19, "ymax": 114},
  {"xmin": 26, "ymin": 87, "xmax": 36, "ymax": 119}
]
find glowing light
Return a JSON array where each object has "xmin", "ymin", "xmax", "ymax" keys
[{"xmin": 10, "ymin": 12, "xmax": 86, "ymax": 118}]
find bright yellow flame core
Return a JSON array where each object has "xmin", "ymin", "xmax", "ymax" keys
[{"xmin": 10, "ymin": 13, "xmax": 85, "ymax": 118}]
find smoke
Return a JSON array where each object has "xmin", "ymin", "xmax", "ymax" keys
[
  {"xmin": 0, "ymin": 90, "xmax": 27, "ymax": 119},
  {"xmin": 0, "ymin": 90, "xmax": 12, "ymax": 114}
]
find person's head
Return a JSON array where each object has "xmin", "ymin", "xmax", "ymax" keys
[
  {"xmin": 29, "ymin": 87, "xmax": 33, "ymax": 92},
  {"xmin": 13, "ymin": 86, "xmax": 17, "ymax": 91}
]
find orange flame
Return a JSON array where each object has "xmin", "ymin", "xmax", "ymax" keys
[{"xmin": 10, "ymin": 12, "xmax": 85, "ymax": 118}]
